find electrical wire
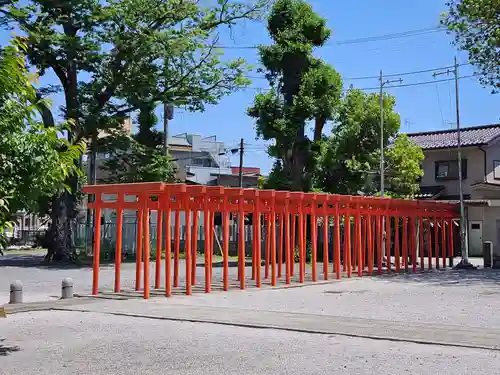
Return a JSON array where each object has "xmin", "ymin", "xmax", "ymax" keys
[
  {"xmin": 447, "ymin": 79, "xmax": 454, "ymax": 124},
  {"xmin": 369, "ymin": 75, "xmax": 477, "ymax": 90},
  {"xmin": 247, "ymin": 63, "xmax": 471, "ymax": 82},
  {"xmin": 215, "ymin": 26, "xmax": 446, "ymax": 49},
  {"xmin": 383, "ymin": 63, "xmax": 469, "ymax": 78},
  {"xmin": 434, "ymin": 79, "xmax": 446, "ymax": 127},
  {"xmin": 245, "ymin": 74, "xmax": 478, "ymax": 93}
]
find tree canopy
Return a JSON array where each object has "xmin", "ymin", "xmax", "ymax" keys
[
  {"xmin": 312, "ymin": 89, "xmax": 423, "ymax": 197},
  {"xmin": 0, "ymin": 40, "xmax": 82, "ymax": 248},
  {"xmin": 248, "ymin": 0, "xmax": 342, "ymax": 192},
  {"xmin": 442, "ymin": 0, "xmax": 500, "ymax": 91},
  {"xmin": 1, "ymin": 0, "xmax": 269, "ymax": 259}
]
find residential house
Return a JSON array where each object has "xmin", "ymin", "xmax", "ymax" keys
[
  {"xmin": 213, "ymin": 167, "xmax": 262, "ymax": 188},
  {"xmin": 168, "ymin": 133, "xmax": 232, "ymax": 184},
  {"xmin": 83, "ymin": 125, "xmax": 247, "ymax": 186},
  {"xmin": 78, "ymin": 127, "xmax": 262, "ymax": 253},
  {"xmin": 407, "ymin": 124, "xmax": 500, "ymax": 257}
]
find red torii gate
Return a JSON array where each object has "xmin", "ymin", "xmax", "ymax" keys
[{"xmin": 83, "ymin": 182, "xmax": 458, "ymax": 299}]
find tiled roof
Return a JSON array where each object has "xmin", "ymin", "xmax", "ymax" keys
[{"xmin": 407, "ymin": 124, "xmax": 500, "ymax": 150}]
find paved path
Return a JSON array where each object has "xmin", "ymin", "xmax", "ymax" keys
[
  {"xmin": 2, "ymin": 254, "xmax": 500, "ymax": 374},
  {"xmin": 53, "ymin": 298, "xmax": 500, "ymax": 350},
  {"xmin": 2, "ymin": 309, "xmax": 500, "ymax": 375},
  {"xmin": 0, "ymin": 252, "xmax": 247, "ymax": 303},
  {"xmin": 0, "ymin": 251, "xmax": 485, "ymax": 303}
]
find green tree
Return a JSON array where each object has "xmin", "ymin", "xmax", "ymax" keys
[
  {"xmin": 247, "ymin": 0, "xmax": 342, "ymax": 192},
  {"xmin": 314, "ymin": 89, "xmax": 423, "ymax": 196},
  {"xmin": 101, "ymin": 136, "xmax": 177, "ymax": 184},
  {"xmin": 1, "ymin": 0, "xmax": 268, "ymax": 260},
  {"xmin": 260, "ymin": 160, "xmax": 292, "ymax": 190},
  {"xmin": 99, "ymin": 101, "xmax": 177, "ymax": 184},
  {"xmin": 442, "ymin": 0, "xmax": 500, "ymax": 91},
  {"xmin": 0, "ymin": 41, "xmax": 82, "ymax": 250},
  {"xmin": 384, "ymin": 134, "xmax": 424, "ymax": 198}
]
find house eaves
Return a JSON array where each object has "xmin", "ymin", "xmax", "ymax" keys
[{"xmin": 406, "ymin": 123, "xmax": 500, "ymax": 150}]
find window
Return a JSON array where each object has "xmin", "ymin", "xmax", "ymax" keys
[
  {"xmin": 494, "ymin": 161, "xmax": 500, "ymax": 180},
  {"xmin": 191, "ymin": 158, "xmax": 203, "ymax": 165},
  {"xmin": 434, "ymin": 159, "xmax": 467, "ymax": 180}
]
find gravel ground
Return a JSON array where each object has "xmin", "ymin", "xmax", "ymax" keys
[
  {"xmin": 0, "ymin": 252, "xmax": 246, "ymax": 303},
  {"xmin": 0, "ymin": 250, "xmax": 484, "ymax": 304},
  {"xmin": 2, "ymin": 255, "xmax": 500, "ymax": 374},
  {"xmin": 1, "ymin": 310, "xmax": 499, "ymax": 375},
  {"xmin": 144, "ymin": 266, "xmax": 500, "ymax": 329}
]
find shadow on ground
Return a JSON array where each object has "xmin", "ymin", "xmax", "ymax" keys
[
  {"xmin": 198, "ymin": 260, "xmax": 263, "ymax": 268},
  {"xmin": 0, "ymin": 254, "xmax": 92, "ymax": 270},
  {"xmin": 0, "ymin": 339, "xmax": 20, "ymax": 356},
  {"xmin": 371, "ymin": 268, "xmax": 500, "ymax": 287}
]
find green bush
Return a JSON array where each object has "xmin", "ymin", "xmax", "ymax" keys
[{"xmin": 293, "ymin": 243, "xmax": 312, "ymax": 263}]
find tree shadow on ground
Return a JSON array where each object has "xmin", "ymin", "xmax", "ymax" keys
[
  {"xmin": 0, "ymin": 339, "xmax": 20, "ymax": 356},
  {"xmin": 0, "ymin": 254, "xmax": 92, "ymax": 270},
  {"xmin": 371, "ymin": 268, "xmax": 500, "ymax": 287}
]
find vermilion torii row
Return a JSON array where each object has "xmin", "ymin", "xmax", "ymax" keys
[{"xmin": 83, "ymin": 182, "xmax": 458, "ymax": 299}]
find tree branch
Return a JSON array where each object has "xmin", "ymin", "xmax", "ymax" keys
[
  {"xmin": 162, "ymin": 34, "xmax": 220, "ymax": 94},
  {"xmin": 35, "ymin": 91, "xmax": 56, "ymax": 128}
]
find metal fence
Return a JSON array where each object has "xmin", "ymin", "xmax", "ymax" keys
[
  {"xmin": 76, "ymin": 217, "xmax": 455, "ymax": 260},
  {"xmin": 6, "ymin": 230, "xmax": 45, "ymax": 247},
  {"xmin": 77, "ymin": 220, "xmax": 278, "ymax": 257}
]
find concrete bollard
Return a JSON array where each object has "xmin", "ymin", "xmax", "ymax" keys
[
  {"xmin": 61, "ymin": 278, "xmax": 74, "ymax": 299},
  {"xmin": 9, "ymin": 280, "xmax": 23, "ymax": 304}
]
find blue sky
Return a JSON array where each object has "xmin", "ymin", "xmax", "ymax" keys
[
  {"xmin": 2, "ymin": 0, "xmax": 499, "ymax": 175},
  {"xmin": 179, "ymin": 0, "xmax": 499, "ymax": 174}
]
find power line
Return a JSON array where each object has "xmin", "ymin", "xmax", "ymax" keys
[
  {"xmin": 216, "ymin": 26, "xmax": 445, "ymax": 50},
  {"xmin": 245, "ymin": 74, "xmax": 479, "ymax": 93},
  {"xmin": 364, "ymin": 74, "xmax": 477, "ymax": 90},
  {"xmin": 247, "ymin": 63, "xmax": 471, "ymax": 82},
  {"xmin": 365, "ymin": 64, "xmax": 467, "ymax": 81},
  {"xmin": 336, "ymin": 27, "xmax": 446, "ymax": 45},
  {"xmin": 383, "ymin": 63, "xmax": 470, "ymax": 78},
  {"xmin": 434, "ymin": 80, "xmax": 446, "ymax": 127}
]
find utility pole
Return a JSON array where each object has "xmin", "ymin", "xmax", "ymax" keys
[
  {"xmin": 238, "ymin": 138, "xmax": 244, "ymax": 188},
  {"xmin": 163, "ymin": 102, "xmax": 170, "ymax": 155},
  {"xmin": 433, "ymin": 57, "xmax": 474, "ymax": 269},
  {"xmin": 379, "ymin": 70, "xmax": 402, "ymax": 267},
  {"xmin": 379, "ymin": 70, "xmax": 384, "ymax": 197},
  {"xmin": 162, "ymin": 103, "xmax": 173, "ymax": 257}
]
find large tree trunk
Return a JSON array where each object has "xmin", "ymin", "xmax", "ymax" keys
[
  {"xmin": 45, "ymin": 61, "xmax": 80, "ymax": 263},
  {"xmin": 313, "ymin": 116, "xmax": 326, "ymax": 142},
  {"xmin": 291, "ymin": 149, "xmax": 304, "ymax": 191},
  {"xmin": 45, "ymin": 189, "xmax": 77, "ymax": 262},
  {"xmin": 291, "ymin": 123, "xmax": 311, "ymax": 192}
]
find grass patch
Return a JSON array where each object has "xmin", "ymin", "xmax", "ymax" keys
[
  {"xmin": 4, "ymin": 247, "xmax": 46, "ymax": 255},
  {"xmin": 75, "ymin": 249, "xmax": 239, "ymax": 265}
]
